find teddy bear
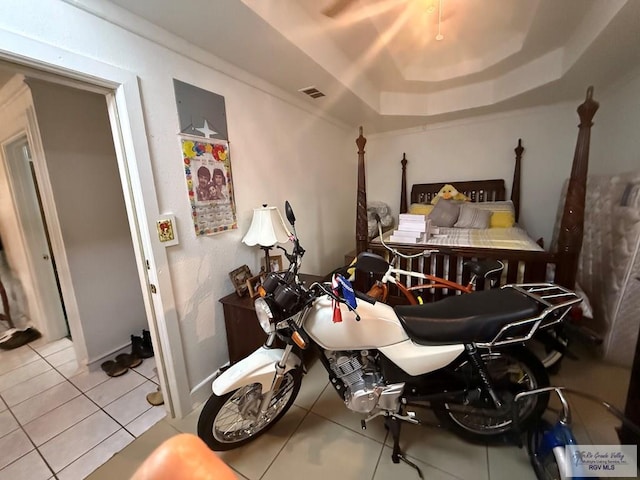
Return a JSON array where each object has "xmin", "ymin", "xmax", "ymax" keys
[{"xmin": 431, "ymin": 184, "xmax": 469, "ymax": 204}]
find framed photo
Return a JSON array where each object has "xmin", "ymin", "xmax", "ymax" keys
[
  {"xmin": 261, "ymin": 255, "xmax": 283, "ymax": 273},
  {"xmin": 229, "ymin": 265, "xmax": 252, "ymax": 297},
  {"xmin": 246, "ymin": 274, "xmax": 263, "ymax": 299}
]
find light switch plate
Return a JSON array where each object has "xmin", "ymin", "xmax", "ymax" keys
[{"xmin": 157, "ymin": 214, "xmax": 179, "ymax": 246}]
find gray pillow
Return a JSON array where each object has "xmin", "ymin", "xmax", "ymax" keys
[
  {"xmin": 454, "ymin": 204, "xmax": 491, "ymax": 229},
  {"xmin": 428, "ymin": 199, "xmax": 460, "ymax": 227}
]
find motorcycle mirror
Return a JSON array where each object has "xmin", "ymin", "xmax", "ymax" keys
[{"xmin": 285, "ymin": 201, "xmax": 296, "ymax": 226}]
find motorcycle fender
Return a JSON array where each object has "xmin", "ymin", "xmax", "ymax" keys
[{"xmin": 212, "ymin": 347, "xmax": 302, "ymax": 396}]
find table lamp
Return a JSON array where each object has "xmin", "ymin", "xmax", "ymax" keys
[{"xmin": 242, "ymin": 205, "xmax": 291, "ymax": 272}]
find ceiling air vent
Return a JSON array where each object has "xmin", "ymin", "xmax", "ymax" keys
[{"xmin": 298, "ymin": 86, "xmax": 325, "ymax": 99}]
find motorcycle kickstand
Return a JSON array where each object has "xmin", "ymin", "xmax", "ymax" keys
[{"xmin": 384, "ymin": 415, "xmax": 424, "ymax": 480}]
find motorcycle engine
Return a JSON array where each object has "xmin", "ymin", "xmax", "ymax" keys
[{"xmin": 325, "ymin": 350, "xmax": 404, "ymax": 414}]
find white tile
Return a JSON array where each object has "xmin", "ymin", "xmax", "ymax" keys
[
  {"xmin": 0, "ymin": 450, "xmax": 53, "ymax": 480},
  {"xmin": 104, "ymin": 381, "xmax": 157, "ymax": 425},
  {"xmin": 1, "ymin": 369, "xmax": 66, "ymax": 407},
  {"xmin": 374, "ymin": 446, "xmax": 459, "ymax": 480},
  {"xmin": 0, "ymin": 347, "xmax": 40, "ymax": 376},
  {"xmin": 11, "ymin": 381, "xmax": 80, "ymax": 424},
  {"xmin": 488, "ymin": 444, "xmax": 538, "ymax": 480},
  {"xmin": 57, "ymin": 429, "xmax": 134, "ymax": 480},
  {"xmin": 131, "ymin": 357, "xmax": 158, "ymax": 380},
  {"xmin": 125, "ymin": 405, "xmax": 166, "ymax": 437},
  {"xmin": 0, "ymin": 428, "xmax": 33, "ymax": 469},
  {"xmin": 164, "ymin": 402, "xmax": 203, "ymax": 435},
  {"xmin": 24, "ymin": 395, "xmax": 99, "ymax": 446},
  {"xmin": 69, "ymin": 367, "xmax": 110, "ymax": 392},
  {"xmin": 0, "ymin": 399, "xmax": 5, "ymax": 413},
  {"xmin": 394, "ymin": 423, "xmax": 489, "ymax": 480},
  {"xmin": 39, "ymin": 410, "xmax": 120, "ymax": 473},
  {"xmin": 44, "ymin": 346, "xmax": 76, "ymax": 368},
  {"xmin": 0, "ymin": 410, "xmax": 18, "ymax": 438},
  {"xmin": 56, "ymin": 359, "xmax": 81, "ymax": 378},
  {"xmin": 260, "ymin": 411, "xmax": 382, "ymax": 480},
  {"xmin": 85, "ymin": 371, "xmax": 146, "ymax": 407},
  {"xmin": 0, "ymin": 358, "xmax": 52, "ymax": 392},
  {"xmin": 33, "ymin": 337, "xmax": 73, "ymax": 357}
]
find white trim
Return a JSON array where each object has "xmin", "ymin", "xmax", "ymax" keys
[{"xmin": 0, "ymin": 29, "xmax": 190, "ymax": 417}]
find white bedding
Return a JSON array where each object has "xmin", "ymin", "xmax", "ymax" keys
[{"xmin": 375, "ymin": 227, "xmax": 543, "ymax": 252}]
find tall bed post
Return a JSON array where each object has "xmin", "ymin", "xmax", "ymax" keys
[
  {"xmin": 555, "ymin": 86, "xmax": 599, "ymax": 289},
  {"xmin": 400, "ymin": 153, "xmax": 408, "ymax": 214},
  {"xmin": 511, "ymin": 138, "xmax": 523, "ymax": 222},
  {"xmin": 356, "ymin": 127, "xmax": 368, "ymax": 254}
]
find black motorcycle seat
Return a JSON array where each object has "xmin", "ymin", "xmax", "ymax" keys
[{"xmin": 394, "ymin": 289, "xmax": 540, "ymax": 345}]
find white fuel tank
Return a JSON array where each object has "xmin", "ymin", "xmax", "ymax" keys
[{"xmin": 304, "ymin": 296, "xmax": 409, "ymax": 350}]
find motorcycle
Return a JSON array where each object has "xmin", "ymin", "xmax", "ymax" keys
[{"xmin": 198, "ymin": 201, "xmax": 582, "ymax": 475}]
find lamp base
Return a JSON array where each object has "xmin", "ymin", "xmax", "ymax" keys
[{"xmin": 260, "ymin": 245, "xmax": 273, "ymax": 273}]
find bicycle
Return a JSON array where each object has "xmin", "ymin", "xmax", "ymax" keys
[
  {"xmin": 514, "ymin": 386, "xmax": 640, "ymax": 480},
  {"xmin": 355, "ymin": 218, "xmax": 571, "ymax": 370}
]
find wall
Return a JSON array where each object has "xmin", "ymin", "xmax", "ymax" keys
[
  {"xmin": 591, "ymin": 66, "xmax": 640, "ymax": 176},
  {"xmin": 365, "ymin": 102, "xmax": 580, "ymax": 246},
  {"xmin": 0, "ymin": 0, "xmax": 355, "ymax": 406},
  {"xmin": 26, "ymin": 79, "xmax": 149, "ymax": 364}
]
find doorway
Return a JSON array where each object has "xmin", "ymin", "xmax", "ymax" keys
[{"xmin": 1, "ymin": 134, "xmax": 68, "ymax": 340}]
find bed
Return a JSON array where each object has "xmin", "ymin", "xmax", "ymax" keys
[{"xmin": 353, "ymin": 87, "xmax": 599, "ymax": 304}]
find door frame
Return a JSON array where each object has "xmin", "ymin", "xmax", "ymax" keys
[
  {"xmin": 0, "ymin": 30, "xmax": 190, "ymax": 417},
  {"xmin": 1, "ymin": 130, "xmax": 68, "ymax": 342}
]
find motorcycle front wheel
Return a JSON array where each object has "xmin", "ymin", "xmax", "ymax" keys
[
  {"xmin": 197, "ymin": 368, "xmax": 302, "ymax": 451},
  {"xmin": 433, "ymin": 346, "xmax": 549, "ymax": 443}
]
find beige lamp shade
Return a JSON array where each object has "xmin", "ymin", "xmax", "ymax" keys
[{"xmin": 242, "ymin": 205, "xmax": 291, "ymax": 247}]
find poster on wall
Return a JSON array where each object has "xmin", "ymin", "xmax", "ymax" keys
[
  {"xmin": 174, "ymin": 79, "xmax": 237, "ymax": 236},
  {"xmin": 182, "ymin": 138, "xmax": 237, "ymax": 235}
]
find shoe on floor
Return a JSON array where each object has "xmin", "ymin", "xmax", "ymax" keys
[
  {"xmin": 0, "ymin": 327, "xmax": 41, "ymax": 350},
  {"xmin": 116, "ymin": 352, "xmax": 142, "ymax": 368},
  {"xmin": 101, "ymin": 359, "xmax": 128, "ymax": 377},
  {"xmin": 146, "ymin": 389, "xmax": 164, "ymax": 406},
  {"xmin": 131, "ymin": 334, "xmax": 154, "ymax": 359}
]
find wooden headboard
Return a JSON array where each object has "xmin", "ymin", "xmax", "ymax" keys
[{"xmin": 410, "ymin": 179, "xmax": 506, "ymax": 205}]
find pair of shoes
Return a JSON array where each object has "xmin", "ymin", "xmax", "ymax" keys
[
  {"xmin": 146, "ymin": 387, "xmax": 164, "ymax": 406},
  {"xmin": 0, "ymin": 327, "xmax": 41, "ymax": 350},
  {"xmin": 132, "ymin": 330, "xmax": 154, "ymax": 358},
  {"xmin": 100, "ymin": 352, "xmax": 142, "ymax": 377}
]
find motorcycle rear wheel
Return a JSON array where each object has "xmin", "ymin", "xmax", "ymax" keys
[
  {"xmin": 433, "ymin": 346, "xmax": 549, "ymax": 443},
  {"xmin": 197, "ymin": 368, "xmax": 302, "ymax": 451}
]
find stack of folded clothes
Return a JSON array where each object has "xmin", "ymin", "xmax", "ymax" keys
[{"xmin": 0, "ymin": 326, "xmax": 42, "ymax": 350}]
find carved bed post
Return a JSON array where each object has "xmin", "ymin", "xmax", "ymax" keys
[
  {"xmin": 356, "ymin": 127, "xmax": 368, "ymax": 254},
  {"xmin": 511, "ymin": 139, "xmax": 523, "ymax": 222},
  {"xmin": 400, "ymin": 153, "xmax": 408, "ymax": 214},
  {"xmin": 555, "ymin": 87, "xmax": 599, "ymax": 289}
]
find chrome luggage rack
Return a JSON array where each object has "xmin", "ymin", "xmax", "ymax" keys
[{"xmin": 476, "ymin": 283, "xmax": 582, "ymax": 348}]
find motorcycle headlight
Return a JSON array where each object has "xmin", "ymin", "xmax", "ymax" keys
[{"xmin": 254, "ymin": 297, "xmax": 275, "ymax": 334}]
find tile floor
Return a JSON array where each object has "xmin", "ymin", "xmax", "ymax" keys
[
  {"xmin": 0, "ymin": 336, "xmax": 165, "ymax": 479},
  {"xmin": 86, "ymin": 345, "xmax": 632, "ymax": 480}
]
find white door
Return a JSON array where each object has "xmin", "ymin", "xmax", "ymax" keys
[{"xmin": 2, "ymin": 135, "xmax": 68, "ymax": 340}]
